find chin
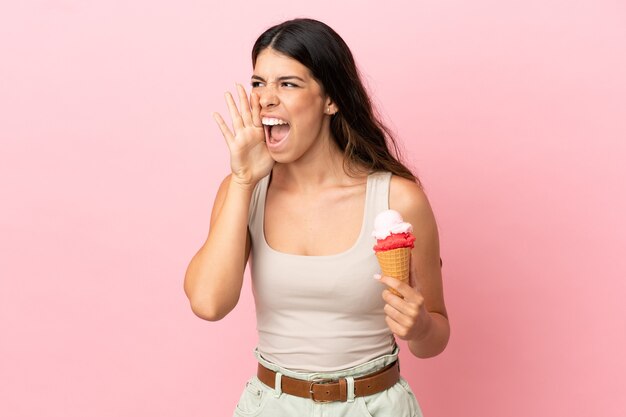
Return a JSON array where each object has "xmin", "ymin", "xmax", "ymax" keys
[{"xmin": 269, "ymin": 152, "xmax": 297, "ymax": 164}]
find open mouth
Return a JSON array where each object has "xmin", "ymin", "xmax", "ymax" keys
[{"xmin": 262, "ymin": 117, "xmax": 291, "ymax": 145}]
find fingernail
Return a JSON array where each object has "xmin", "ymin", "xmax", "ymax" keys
[{"xmin": 373, "ymin": 274, "xmax": 381, "ymax": 280}]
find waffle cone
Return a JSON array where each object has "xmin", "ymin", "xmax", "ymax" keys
[{"xmin": 375, "ymin": 247, "xmax": 411, "ymax": 297}]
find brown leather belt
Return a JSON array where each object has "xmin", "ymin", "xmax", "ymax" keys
[{"xmin": 256, "ymin": 360, "xmax": 400, "ymax": 403}]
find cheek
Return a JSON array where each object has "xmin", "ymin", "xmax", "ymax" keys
[{"xmin": 287, "ymin": 96, "xmax": 324, "ymax": 127}]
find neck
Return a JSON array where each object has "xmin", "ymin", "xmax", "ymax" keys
[{"xmin": 271, "ymin": 135, "xmax": 354, "ymax": 192}]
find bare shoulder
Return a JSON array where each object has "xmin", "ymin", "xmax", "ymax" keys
[
  {"xmin": 389, "ymin": 175, "xmax": 434, "ymax": 221},
  {"xmin": 390, "ymin": 175, "xmax": 447, "ymax": 327},
  {"xmin": 389, "ymin": 174, "xmax": 441, "ymax": 267}
]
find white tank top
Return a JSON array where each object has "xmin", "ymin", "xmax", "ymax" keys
[{"xmin": 247, "ymin": 171, "xmax": 396, "ymax": 372}]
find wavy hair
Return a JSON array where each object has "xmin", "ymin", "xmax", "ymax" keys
[{"xmin": 252, "ymin": 18, "xmax": 421, "ymax": 186}]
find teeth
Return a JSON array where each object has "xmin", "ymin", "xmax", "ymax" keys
[{"xmin": 262, "ymin": 117, "xmax": 289, "ymax": 126}]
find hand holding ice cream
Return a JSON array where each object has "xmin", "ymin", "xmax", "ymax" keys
[{"xmin": 373, "ymin": 210, "xmax": 434, "ymax": 342}]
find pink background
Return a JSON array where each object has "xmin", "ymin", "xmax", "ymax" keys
[{"xmin": 1, "ymin": 1, "xmax": 625, "ymax": 416}]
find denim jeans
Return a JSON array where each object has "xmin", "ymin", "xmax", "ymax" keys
[{"xmin": 233, "ymin": 346, "xmax": 424, "ymax": 417}]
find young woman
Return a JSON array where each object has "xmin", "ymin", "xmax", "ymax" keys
[{"xmin": 184, "ymin": 18, "xmax": 449, "ymax": 417}]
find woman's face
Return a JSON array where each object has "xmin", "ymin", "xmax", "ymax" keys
[{"xmin": 252, "ymin": 48, "xmax": 333, "ymax": 163}]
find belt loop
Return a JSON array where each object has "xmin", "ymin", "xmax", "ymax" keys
[
  {"xmin": 346, "ymin": 376, "xmax": 355, "ymax": 403},
  {"xmin": 273, "ymin": 372, "xmax": 283, "ymax": 398},
  {"xmin": 339, "ymin": 378, "xmax": 347, "ymax": 402}
]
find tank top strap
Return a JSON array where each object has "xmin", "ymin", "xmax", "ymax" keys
[{"xmin": 362, "ymin": 171, "xmax": 392, "ymax": 240}]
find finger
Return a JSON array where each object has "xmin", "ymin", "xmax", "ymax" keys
[
  {"xmin": 385, "ymin": 316, "xmax": 410, "ymax": 340},
  {"xmin": 212, "ymin": 112, "xmax": 235, "ymax": 146},
  {"xmin": 383, "ymin": 288, "xmax": 421, "ymax": 318},
  {"xmin": 236, "ymin": 84, "xmax": 253, "ymax": 126},
  {"xmin": 383, "ymin": 302, "xmax": 414, "ymax": 328},
  {"xmin": 250, "ymin": 92, "xmax": 262, "ymax": 127},
  {"xmin": 378, "ymin": 275, "xmax": 416, "ymax": 301},
  {"xmin": 224, "ymin": 92, "xmax": 244, "ymax": 132}
]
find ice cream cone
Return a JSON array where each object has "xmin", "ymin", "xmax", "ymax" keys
[{"xmin": 375, "ymin": 247, "xmax": 411, "ymax": 298}]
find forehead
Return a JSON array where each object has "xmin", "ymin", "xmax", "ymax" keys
[{"xmin": 253, "ymin": 48, "xmax": 313, "ymax": 79}]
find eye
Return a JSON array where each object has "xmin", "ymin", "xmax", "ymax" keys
[
  {"xmin": 281, "ymin": 82, "xmax": 298, "ymax": 88},
  {"xmin": 251, "ymin": 81, "xmax": 264, "ymax": 88}
]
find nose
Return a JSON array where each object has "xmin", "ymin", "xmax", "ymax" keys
[{"xmin": 258, "ymin": 84, "xmax": 279, "ymax": 109}]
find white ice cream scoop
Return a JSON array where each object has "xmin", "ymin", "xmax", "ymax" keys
[{"xmin": 372, "ymin": 209, "xmax": 413, "ymax": 240}]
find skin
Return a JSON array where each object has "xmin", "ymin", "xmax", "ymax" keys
[{"xmin": 184, "ymin": 48, "xmax": 449, "ymax": 358}]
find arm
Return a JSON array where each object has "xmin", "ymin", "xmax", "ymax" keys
[
  {"xmin": 379, "ymin": 175, "xmax": 450, "ymax": 358},
  {"xmin": 183, "ymin": 174, "xmax": 253, "ymax": 321},
  {"xmin": 184, "ymin": 84, "xmax": 274, "ymax": 321}
]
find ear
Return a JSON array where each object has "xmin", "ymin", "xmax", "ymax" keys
[{"xmin": 324, "ymin": 97, "xmax": 338, "ymax": 115}]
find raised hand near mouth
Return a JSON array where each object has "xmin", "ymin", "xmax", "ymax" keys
[{"xmin": 213, "ymin": 83, "xmax": 275, "ymax": 188}]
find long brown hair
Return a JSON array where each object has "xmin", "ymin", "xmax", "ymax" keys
[{"xmin": 252, "ymin": 18, "xmax": 421, "ymax": 187}]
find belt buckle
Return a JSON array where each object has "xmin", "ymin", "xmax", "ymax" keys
[{"xmin": 309, "ymin": 378, "xmax": 335, "ymax": 403}]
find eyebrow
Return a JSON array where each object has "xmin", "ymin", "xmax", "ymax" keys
[{"xmin": 251, "ymin": 75, "xmax": 306, "ymax": 83}]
